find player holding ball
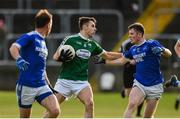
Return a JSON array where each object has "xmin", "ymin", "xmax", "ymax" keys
[{"xmin": 51, "ymin": 16, "xmax": 122, "ymax": 118}]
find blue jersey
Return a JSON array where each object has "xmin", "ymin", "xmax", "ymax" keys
[
  {"xmin": 124, "ymin": 39, "xmax": 164, "ymax": 86},
  {"xmin": 15, "ymin": 31, "xmax": 48, "ymax": 87}
]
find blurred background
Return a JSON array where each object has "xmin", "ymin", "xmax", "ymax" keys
[{"xmin": 0, "ymin": 0, "xmax": 179, "ymax": 93}]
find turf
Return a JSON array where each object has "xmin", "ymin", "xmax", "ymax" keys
[{"xmin": 0, "ymin": 91, "xmax": 179, "ymax": 118}]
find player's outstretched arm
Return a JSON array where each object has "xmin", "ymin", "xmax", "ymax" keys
[
  {"xmin": 162, "ymin": 47, "xmax": 172, "ymax": 58},
  {"xmin": 96, "ymin": 51, "xmax": 129, "ymax": 65},
  {"xmin": 106, "ymin": 56, "xmax": 129, "ymax": 65},
  {"xmin": 101, "ymin": 51, "xmax": 122, "ymax": 60},
  {"xmin": 94, "ymin": 56, "xmax": 129, "ymax": 65},
  {"xmin": 106, "ymin": 51, "xmax": 123, "ymax": 59}
]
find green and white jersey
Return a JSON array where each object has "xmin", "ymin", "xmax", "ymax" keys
[{"xmin": 58, "ymin": 33, "xmax": 104, "ymax": 81}]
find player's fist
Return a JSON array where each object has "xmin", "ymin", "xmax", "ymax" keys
[
  {"xmin": 16, "ymin": 57, "xmax": 30, "ymax": 71},
  {"xmin": 152, "ymin": 47, "xmax": 164, "ymax": 55}
]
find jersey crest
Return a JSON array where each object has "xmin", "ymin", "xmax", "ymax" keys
[{"xmin": 76, "ymin": 49, "xmax": 91, "ymax": 59}]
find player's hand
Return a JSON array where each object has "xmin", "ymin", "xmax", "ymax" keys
[
  {"xmin": 48, "ymin": 85, "xmax": 58, "ymax": 94},
  {"xmin": 164, "ymin": 75, "xmax": 178, "ymax": 88},
  {"xmin": 58, "ymin": 49, "xmax": 73, "ymax": 62},
  {"xmin": 16, "ymin": 57, "xmax": 30, "ymax": 71},
  {"xmin": 152, "ymin": 47, "xmax": 164, "ymax": 56},
  {"xmin": 93, "ymin": 56, "xmax": 105, "ymax": 64},
  {"xmin": 129, "ymin": 59, "xmax": 136, "ymax": 65}
]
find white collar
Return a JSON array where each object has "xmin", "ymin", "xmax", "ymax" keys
[
  {"xmin": 135, "ymin": 40, "xmax": 146, "ymax": 46},
  {"xmin": 35, "ymin": 31, "xmax": 45, "ymax": 38},
  {"xmin": 78, "ymin": 33, "xmax": 90, "ymax": 41}
]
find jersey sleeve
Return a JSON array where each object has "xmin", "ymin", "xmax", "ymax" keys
[
  {"xmin": 91, "ymin": 41, "xmax": 103, "ymax": 56},
  {"xmin": 16, "ymin": 34, "xmax": 33, "ymax": 48}
]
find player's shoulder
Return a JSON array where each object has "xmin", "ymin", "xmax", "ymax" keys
[
  {"xmin": 27, "ymin": 31, "xmax": 36, "ymax": 36},
  {"xmin": 26, "ymin": 31, "xmax": 42, "ymax": 38},
  {"xmin": 66, "ymin": 33, "xmax": 79, "ymax": 39},
  {"xmin": 146, "ymin": 39, "xmax": 156, "ymax": 43},
  {"xmin": 64, "ymin": 33, "xmax": 79, "ymax": 42},
  {"xmin": 145, "ymin": 39, "xmax": 159, "ymax": 46},
  {"xmin": 146, "ymin": 39, "xmax": 162, "ymax": 48},
  {"xmin": 146, "ymin": 39, "xmax": 159, "ymax": 44},
  {"xmin": 17, "ymin": 31, "xmax": 34, "ymax": 40},
  {"xmin": 27, "ymin": 31, "xmax": 45, "ymax": 39},
  {"xmin": 21, "ymin": 31, "xmax": 39, "ymax": 39}
]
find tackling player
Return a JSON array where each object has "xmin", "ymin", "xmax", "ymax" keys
[
  {"xmin": 96, "ymin": 23, "xmax": 172, "ymax": 118},
  {"xmin": 9, "ymin": 9, "xmax": 60, "ymax": 118}
]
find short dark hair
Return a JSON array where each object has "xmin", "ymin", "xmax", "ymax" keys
[
  {"xmin": 78, "ymin": 17, "xmax": 96, "ymax": 30},
  {"xmin": 128, "ymin": 23, "xmax": 145, "ymax": 36},
  {"xmin": 34, "ymin": 9, "xmax": 52, "ymax": 28}
]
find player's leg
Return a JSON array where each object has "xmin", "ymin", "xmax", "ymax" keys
[
  {"xmin": 41, "ymin": 94, "xmax": 60, "ymax": 118},
  {"xmin": 42, "ymin": 91, "xmax": 66, "ymax": 118},
  {"xmin": 43, "ymin": 78, "xmax": 72, "ymax": 117},
  {"xmin": 123, "ymin": 86, "xmax": 145, "ymax": 118},
  {"xmin": 31, "ymin": 85, "xmax": 60, "ymax": 118},
  {"xmin": 144, "ymin": 99, "xmax": 159, "ymax": 118},
  {"xmin": 35, "ymin": 85, "xmax": 59, "ymax": 118},
  {"xmin": 124, "ymin": 70, "xmax": 143, "ymax": 117},
  {"xmin": 136, "ymin": 101, "xmax": 144, "ymax": 117},
  {"xmin": 55, "ymin": 93, "xmax": 66, "ymax": 104},
  {"xmin": 19, "ymin": 108, "xmax": 32, "ymax": 118},
  {"xmin": 77, "ymin": 85, "xmax": 94, "ymax": 118},
  {"xmin": 144, "ymin": 83, "xmax": 163, "ymax": 118},
  {"xmin": 16, "ymin": 84, "xmax": 34, "ymax": 118},
  {"xmin": 54, "ymin": 79, "xmax": 70, "ymax": 104}
]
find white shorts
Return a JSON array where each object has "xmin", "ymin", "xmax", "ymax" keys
[
  {"xmin": 133, "ymin": 80, "xmax": 164, "ymax": 100},
  {"xmin": 16, "ymin": 84, "xmax": 53, "ymax": 108},
  {"xmin": 54, "ymin": 79, "xmax": 90, "ymax": 98}
]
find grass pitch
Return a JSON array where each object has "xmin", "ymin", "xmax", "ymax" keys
[{"xmin": 0, "ymin": 91, "xmax": 179, "ymax": 118}]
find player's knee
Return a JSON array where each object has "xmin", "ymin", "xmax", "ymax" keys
[
  {"xmin": 49, "ymin": 107, "xmax": 60, "ymax": 117},
  {"xmin": 128, "ymin": 101, "xmax": 138, "ymax": 109},
  {"xmin": 85, "ymin": 99, "xmax": 94, "ymax": 109}
]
